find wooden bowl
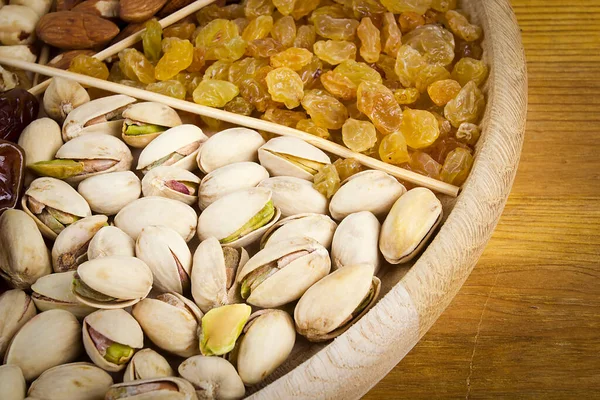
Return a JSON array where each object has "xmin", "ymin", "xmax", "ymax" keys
[{"xmin": 248, "ymin": 1, "xmax": 528, "ymax": 398}]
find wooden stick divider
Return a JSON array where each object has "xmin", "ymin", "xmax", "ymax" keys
[
  {"xmin": 27, "ymin": 0, "xmax": 218, "ymax": 96},
  {"xmin": 1, "ymin": 57, "xmax": 460, "ymax": 197}
]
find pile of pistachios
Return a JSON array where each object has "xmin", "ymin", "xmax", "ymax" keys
[{"xmin": 0, "ymin": 77, "xmax": 443, "ymax": 400}]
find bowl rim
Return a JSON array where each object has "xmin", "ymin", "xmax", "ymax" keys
[{"xmin": 249, "ymin": 0, "xmax": 528, "ymax": 398}]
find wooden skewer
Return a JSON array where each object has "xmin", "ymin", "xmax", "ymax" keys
[
  {"xmin": 27, "ymin": 0, "xmax": 218, "ymax": 96},
  {"xmin": 0, "ymin": 58, "xmax": 460, "ymax": 197}
]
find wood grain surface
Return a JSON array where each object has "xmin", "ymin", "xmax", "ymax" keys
[{"xmin": 365, "ymin": 1, "xmax": 600, "ymax": 398}]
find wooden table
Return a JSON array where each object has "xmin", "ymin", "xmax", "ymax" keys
[{"xmin": 365, "ymin": 1, "xmax": 600, "ymax": 398}]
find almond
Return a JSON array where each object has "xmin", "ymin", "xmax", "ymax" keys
[
  {"xmin": 56, "ymin": 0, "xmax": 84, "ymax": 11},
  {"xmin": 109, "ymin": 21, "xmax": 145, "ymax": 46},
  {"xmin": 72, "ymin": 0, "xmax": 119, "ymax": 18},
  {"xmin": 119, "ymin": 0, "xmax": 167, "ymax": 23},
  {"xmin": 157, "ymin": 0, "xmax": 194, "ymax": 18},
  {"xmin": 36, "ymin": 11, "xmax": 120, "ymax": 50},
  {"xmin": 48, "ymin": 49, "xmax": 96, "ymax": 69}
]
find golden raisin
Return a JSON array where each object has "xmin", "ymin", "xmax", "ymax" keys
[{"xmin": 427, "ymin": 79, "xmax": 461, "ymax": 106}]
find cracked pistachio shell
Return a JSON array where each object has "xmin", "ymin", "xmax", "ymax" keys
[
  {"xmin": 43, "ymin": 77, "xmax": 90, "ymax": 124},
  {"xmin": 28, "ymin": 362, "xmax": 113, "ymax": 400},
  {"xmin": 0, "ymin": 210, "xmax": 52, "ymax": 288},
  {"xmin": 379, "ymin": 187, "xmax": 443, "ymax": 264},
  {"xmin": 179, "ymin": 356, "xmax": 245, "ymax": 400},
  {"xmin": 196, "ymin": 128, "xmax": 265, "ymax": 174},
  {"xmin": 105, "ymin": 377, "xmax": 197, "ymax": 400},
  {"xmin": 198, "ymin": 162, "xmax": 269, "ymax": 210},
  {"xmin": 115, "ymin": 196, "xmax": 198, "ymax": 242},
  {"xmin": 258, "ymin": 136, "xmax": 331, "ymax": 181},
  {"xmin": 236, "ymin": 237, "xmax": 331, "ymax": 308},
  {"xmin": 87, "ymin": 226, "xmax": 135, "ymax": 260},
  {"xmin": 83, "ymin": 309, "xmax": 143, "ymax": 372},
  {"xmin": 22, "ymin": 177, "xmax": 92, "ymax": 240},
  {"xmin": 329, "ymin": 170, "xmax": 407, "ymax": 221},
  {"xmin": 121, "ymin": 102, "xmax": 182, "ymax": 148},
  {"xmin": 132, "ymin": 293, "xmax": 203, "ymax": 358},
  {"xmin": 4, "ymin": 309, "xmax": 82, "ymax": 381},
  {"xmin": 31, "ymin": 271, "xmax": 96, "ymax": 319},
  {"xmin": 236, "ymin": 310, "xmax": 295, "ymax": 385},
  {"xmin": 331, "ymin": 211, "xmax": 381, "ymax": 273},
  {"xmin": 294, "ymin": 263, "xmax": 380, "ymax": 342},
  {"xmin": 199, "ymin": 304, "xmax": 251, "ymax": 357},
  {"xmin": 135, "ymin": 225, "xmax": 192, "ymax": 294},
  {"xmin": 74, "ymin": 256, "xmax": 153, "ymax": 309},
  {"xmin": 258, "ymin": 176, "xmax": 328, "ymax": 217},
  {"xmin": 62, "ymin": 94, "xmax": 136, "ymax": 142},
  {"xmin": 123, "ymin": 349, "xmax": 174, "ymax": 382},
  {"xmin": 197, "ymin": 187, "xmax": 280, "ymax": 248},
  {"xmin": 0, "ymin": 365, "xmax": 26, "ymax": 400},
  {"xmin": 141, "ymin": 166, "xmax": 200, "ymax": 206},
  {"xmin": 51, "ymin": 215, "xmax": 108, "ymax": 273},
  {"xmin": 260, "ymin": 213, "xmax": 337, "ymax": 249},
  {"xmin": 137, "ymin": 124, "xmax": 208, "ymax": 173},
  {"xmin": 0, "ymin": 289, "xmax": 36, "ymax": 358},
  {"xmin": 191, "ymin": 237, "xmax": 249, "ymax": 313},
  {"xmin": 78, "ymin": 171, "xmax": 141, "ymax": 215}
]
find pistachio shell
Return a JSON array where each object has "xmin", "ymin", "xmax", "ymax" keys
[
  {"xmin": 178, "ymin": 356, "xmax": 245, "ymax": 400},
  {"xmin": 132, "ymin": 294, "xmax": 203, "ymax": 358},
  {"xmin": 331, "ymin": 211, "xmax": 381, "ymax": 273},
  {"xmin": 43, "ymin": 77, "xmax": 90, "ymax": 124},
  {"xmin": 137, "ymin": 124, "xmax": 207, "ymax": 173},
  {"xmin": 191, "ymin": 237, "xmax": 249, "ymax": 313},
  {"xmin": 141, "ymin": 166, "xmax": 200, "ymax": 206},
  {"xmin": 78, "ymin": 171, "xmax": 141, "ymax": 215},
  {"xmin": 122, "ymin": 102, "xmax": 183, "ymax": 148},
  {"xmin": 237, "ymin": 310, "xmax": 295, "ymax": 385},
  {"xmin": 0, "ymin": 365, "xmax": 26, "ymax": 400},
  {"xmin": 28, "ymin": 362, "xmax": 113, "ymax": 400},
  {"xmin": 17, "ymin": 118, "xmax": 63, "ymax": 184},
  {"xmin": 329, "ymin": 170, "xmax": 407, "ymax": 220},
  {"xmin": 257, "ymin": 176, "xmax": 328, "ymax": 217},
  {"xmin": 0, "ymin": 45, "xmax": 37, "ymax": 63},
  {"xmin": 135, "ymin": 226, "xmax": 192, "ymax": 294},
  {"xmin": 4, "ymin": 309, "xmax": 82, "ymax": 381},
  {"xmin": 51, "ymin": 215, "xmax": 108, "ymax": 272},
  {"xmin": 0, "ymin": 210, "xmax": 52, "ymax": 288},
  {"xmin": 197, "ymin": 188, "xmax": 280, "ymax": 248},
  {"xmin": 294, "ymin": 263, "xmax": 380, "ymax": 342},
  {"xmin": 31, "ymin": 271, "xmax": 96, "ymax": 319},
  {"xmin": 105, "ymin": 377, "xmax": 197, "ymax": 400},
  {"xmin": 115, "ymin": 196, "xmax": 198, "ymax": 242},
  {"xmin": 62, "ymin": 95, "xmax": 136, "ymax": 141},
  {"xmin": 0, "ymin": 290, "xmax": 36, "ymax": 358},
  {"xmin": 258, "ymin": 136, "xmax": 331, "ymax": 181},
  {"xmin": 260, "ymin": 213, "xmax": 337, "ymax": 249},
  {"xmin": 123, "ymin": 349, "xmax": 174, "ymax": 382},
  {"xmin": 236, "ymin": 237, "xmax": 331, "ymax": 308},
  {"xmin": 198, "ymin": 162, "xmax": 269, "ymax": 210},
  {"xmin": 74, "ymin": 256, "xmax": 153, "ymax": 309},
  {"xmin": 87, "ymin": 226, "xmax": 135, "ymax": 260},
  {"xmin": 196, "ymin": 127, "xmax": 265, "ymax": 174},
  {"xmin": 379, "ymin": 187, "xmax": 443, "ymax": 264},
  {"xmin": 83, "ymin": 309, "xmax": 144, "ymax": 372}
]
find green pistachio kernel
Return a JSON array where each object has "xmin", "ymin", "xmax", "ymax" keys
[
  {"xmin": 29, "ymin": 159, "xmax": 85, "ymax": 179},
  {"xmin": 220, "ymin": 200, "xmax": 275, "ymax": 244}
]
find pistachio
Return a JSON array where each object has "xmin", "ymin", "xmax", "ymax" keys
[
  {"xmin": 258, "ymin": 176, "xmax": 328, "ymax": 217},
  {"xmin": 178, "ymin": 356, "xmax": 245, "ymax": 400},
  {"xmin": 191, "ymin": 237, "xmax": 249, "ymax": 313},
  {"xmin": 236, "ymin": 310, "xmax": 295, "ymax": 385},
  {"xmin": 294, "ymin": 263, "xmax": 381, "ymax": 342},
  {"xmin": 77, "ymin": 171, "xmax": 141, "ymax": 215},
  {"xmin": 331, "ymin": 211, "xmax": 381, "ymax": 273},
  {"xmin": 258, "ymin": 136, "xmax": 331, "ymax": 181},
  {"xmin": 198, "ymin": 162, "xmax": 269, "ymax": 210},
  {"xmin": 196, "ymin": 127, "xmax": 265, "ymax": 174},
  {"xmin": 132, "ymin": 293, "xmax": 203, "ymax": 357},
  {"xmin": 0, "ymin": 5, "xmax": 39, "ymax": 45},
  {"xmin": 260, "ymin": 213, "xmax": 337, "ymax": 249},
  {"xmin": 0, "ymin": 365, "xmax": 26, "ymax": 400},
  {"xmin": 0, "ymin": 209, "xmax": 52, "ymax": 288},
  {"xmin": 123, "ymin": 349, "xmax": 174, "ymax": 382},
  {"xmin": 82, "ymin": 309, "xmax": 144, "ymax": 372},
  {"xmin": 87, "ymin": 226, "xmax": 135, "ymax": 260},
  {"xmin": 121, "ymin": 102, "xmax": 182, "ymax": 148},
  {"xmin": 31, "ymin": 271, "xmax": 97, "ymax": 319},
  {"xmin": 43, "ymin": 77, "xmax": 90, "ymax": 124},
  {"xmin": 51, "ymin": 215, "xmax": 108, "ymax": 272},
  {"xmin": 10, "ymin": 0, "xmax": 52, "ymax": 18},
  {"xmin": 17, "ymin": 118, "xmax": 63, "ymax": 186},
  {"xmin": 28, "ymin": 362, "xmax": 113, "ymax": 400},
  {"xmin": 197, "ymin": 187, "xmax": 280, "ymax": 248},
  {"xmin": 141, "ymin": 166, "xmax": 200, "ymax": 206},
  {"xmin": 0, "ymin": 45, "xmax": 37, "ymax": 63},
  {"xmin": 4, "ymin": 309, "xmax": 82, "ymax": 381},
  {"xmin": 379, "ymin": 187, "xmax": 443, "ymax": 264},
  {"xmin": 0, "ymin": 289, "xmax": 36, "ymax": 358},
  {"xmin": 105, "ymin": 377, "xmax": 197, "ymax": 400},
  {"xmin": 199, "ymin": 304, "xmax": 251, "ymax": 356},
  {"xmin": 236, "ymin": 237, "xmax": 331, "ymax": 308}
]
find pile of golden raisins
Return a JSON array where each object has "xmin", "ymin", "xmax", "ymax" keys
[{"xmin": 68, "ymin": 0, "xmax": 488, "ymax": 188}]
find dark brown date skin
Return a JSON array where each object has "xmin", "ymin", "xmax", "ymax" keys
[
  {"xmin": 0, "ymin": 88, "xmax": 39, "ymax": 143},
  {"xmin": 0, "ymin": 140, "xmax": 25, "ymax": 215}
]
